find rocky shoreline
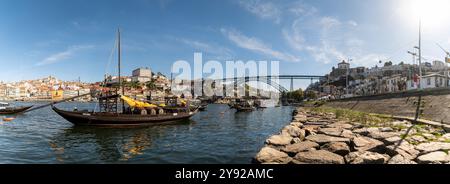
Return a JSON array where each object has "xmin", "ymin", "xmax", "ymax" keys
[{"xmin": 254, "ymin": 107, "xmax": 450, "ymax": 164}]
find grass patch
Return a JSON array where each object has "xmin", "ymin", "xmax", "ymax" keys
[{"xmin": 310, "ymin": 106, "xmax": 393, "ymax": 127}]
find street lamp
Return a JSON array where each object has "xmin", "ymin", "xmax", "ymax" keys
[
  {"xmin": 418, "ymin": 19, "xmax": 423, "ymax": 90},
  {"xmin": 346, "ymin": 58, "xmax": 352, "ymax": 95}
]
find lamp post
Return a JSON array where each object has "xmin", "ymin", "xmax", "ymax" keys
[
  {"xmin": 346, "ymin": 58, "xmax": 352, "ymax": 96},
  {"xmin": 418, "ymin": 19, "xmax": 423, "ymax": 90}
]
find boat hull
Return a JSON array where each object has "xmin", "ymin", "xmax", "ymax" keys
[
  {"xmin": 52, "ymin": 106, "xmax": 198, "ymax": 126},
  {"xmin": 0, "ymin": 106, "xmax": 33, "ymax": 115},
  {"xmin": 235, "ymin": 107, "xmax": 254, "ymax": 112}
]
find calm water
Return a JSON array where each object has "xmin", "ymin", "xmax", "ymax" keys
[{"xmin": 0, "ymin": 102, "xmax": 293, "ymax": 164}]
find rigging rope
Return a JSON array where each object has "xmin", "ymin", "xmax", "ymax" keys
[{"xmin": 95, "ymin": 35, "xmax": 118, "ymax": 113}]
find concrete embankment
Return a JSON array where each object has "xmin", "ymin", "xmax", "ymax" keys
[
  {"xmin": 254, "ymin": 107, "xmax": 450, "ymax": 164},
  {"xmin": 325, "ymin": 88, "xmax": 450, "ymax": 125}
]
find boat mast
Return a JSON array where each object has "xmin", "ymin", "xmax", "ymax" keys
[{"xmin": 118, "ymin": 28, "xmax": 125, "ymax": 113}]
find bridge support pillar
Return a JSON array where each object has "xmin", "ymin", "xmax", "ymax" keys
[
  {"xmin": 234, "ymin": 78, "xmax": 238, "ymax": 98},
  {"xmin": 257, "ymin": 76, "xmax": 260, "ymax": 97},
  {"xmin": 290, "ymin": 77, "xmax": 294, "ymax": 92}
]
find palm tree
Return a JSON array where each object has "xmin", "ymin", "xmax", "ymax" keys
[{"xmin": 145, "ymin": 81, "xmax": 157, "ymax": 91}]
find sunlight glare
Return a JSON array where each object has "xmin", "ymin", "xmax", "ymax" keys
[{"xmin": 403, "ymin": 0, "xmax": 450, "ymax": 28}]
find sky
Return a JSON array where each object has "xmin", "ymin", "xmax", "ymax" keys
[{"xmin": 1, "ymin": 0, "xmax": 450, "ymax": 89}]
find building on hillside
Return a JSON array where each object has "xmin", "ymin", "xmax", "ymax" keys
[
  {"xmin": 132, "ymin": 67, "xmax": 152, "ymax": 83},
  {"xmin": 51, "ymin": 86, "xmax": 64, "ymax": 101},
  {"xmin": 420, "ymin": 73, "xmax": 447, "ymax": 89}
]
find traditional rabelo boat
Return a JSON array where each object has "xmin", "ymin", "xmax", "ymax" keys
[
  {"xmin": 52, "ymin": 29, "xmax": 198, "ymax": 126},
  {"xmin": 0, "ymin": 102, "xmax": 33, "ymax": 115}
]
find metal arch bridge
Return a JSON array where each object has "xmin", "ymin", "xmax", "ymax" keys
[{"xmin": 191, "ymin": 75, "xmax": 326, "ymax": 95}]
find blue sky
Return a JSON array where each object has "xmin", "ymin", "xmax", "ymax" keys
[{"xmin": 1, "ymin": 0, "xmax": 450, "ymax": 89}]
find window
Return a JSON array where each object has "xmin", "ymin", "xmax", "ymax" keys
[
  {"xmin": 440, "ymin": 78, "xmax": 443, "ymax": 85},
  {"xmin": 411, "ymin": 81, "xmax": 414, "ymax": 87},
  {"xmin": 427, "ymin": 78, "xmax": 431, "ymax": 85}
]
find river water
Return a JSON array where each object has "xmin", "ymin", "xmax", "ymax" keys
[{"xmin": 0, "ymin": 102, "xmax": 293, "ymax": 164}]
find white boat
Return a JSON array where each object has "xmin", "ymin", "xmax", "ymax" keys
[
  {"xmin": 257, "ymin": 99, "xmax": 279, "ymax": 108},
  {"xmin": 0, "ymin": 102, "xmax": 9, "ymax": 109}
]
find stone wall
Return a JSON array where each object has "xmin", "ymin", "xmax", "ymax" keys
[{"xmin": 326, "ymin": 88, "xmax": 450, "ymax": 124}]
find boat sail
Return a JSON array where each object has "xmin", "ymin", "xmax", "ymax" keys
[{"xmin": 52, "ymin": 29, "xmax": 199, "ymax": 126}]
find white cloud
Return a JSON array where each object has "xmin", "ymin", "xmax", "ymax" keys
[
  {"xmin": 238, "ymin": 0, "xmax": 281, "ymax": 23},
  {"xmin": 176, "ymin": 38, "xmax": 233, "ymax": 59},
  {"xmin": 289, "ymin": 2, "xmax": 318, "ymax": 16},
  {"xmin": 280, "ymin": 2, "xmax": 384, "ymax": 67},
  {"xmin": 320, "ymin": 17, "xmax": 342, "ymax": 30},
  {"xmin": 282, "ymin": 19, "xmax": 306, "ymax": 51},
  {"xmin": 347, "ymin": 20, "xmax": 358, "ymax": 27},
  {"xmin": 221, "ymin": 28, "xmax": 300, "ymax": 62},
  {"xmin": 37, "ymin": 45, "xmax": 94, "ymax": 66}
]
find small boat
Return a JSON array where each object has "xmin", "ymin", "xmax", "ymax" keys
[
  {"xmin": 198, "ymin": 104, "xmax": 207, "ymax": 111},
  {"xmin": 2, "ymin": 117, "xmax": 15, "ymax": 122},
  {"xmin": 235, "ymin": 106, "xmax": 255, "ymax": 112},
  {"xmin": 234, "ymin": 99, "xmax": 255, "ymax": 112},
  {"xmin": 0, "ymin": 102, "xmax": 33, "ymax": 115}
]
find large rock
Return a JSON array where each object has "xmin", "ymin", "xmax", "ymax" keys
[
  {"xmin": 345, "ymin": 151, "xmax": 390, "ymax": 164},
  {"xmin": 304, "ymin": 121, "xmax": 329, "ymax": 126},
  {"xmin": 281, "ymin": 125, "xmax": 305, "ymax": 139},
  {"xmin": 408, "ymin": 135, "xmax": 427, "ymax": 144},
  {"xmin": 353, "ymin": 128, "xmax": 378, "ymax": 136},
  {"xmin": 416, "ymin": 151, "xmax": 450, "ymax": 164},
  {"xmin": 303, "ymin": 125, "xmax": 321, "ymax": 136},
  {"xmin": 306, "ymin": 134, "xmax": 350, "ymax": 145},
  {"xmin": 293, "ymin": 115, "xmax": 308, "ymax": 123},
  {"xmin": 386, "ymin": 141, "xmax": 419, "ymax": 160},
  {"xmin": 388, "ymin": 154, "xmax": 417, "ymax": 164},
  {"xmin": 352, "ymin": 136, "xmax": 385, "ymax": 153},
  {"xmin": 326, "ymin": 122, "xmax": 353, "ymax": 130},
  {"xmin": 380, "ymin": 127, "xmax": 394, "ymax": 132},
  {"xmin": 294, "ymin": 150, "xmax": 345, "ymax": 164},
  {"xmin": 441, "ymin": 133, "xmax": 450, "ymax": 140},
  {"xmin": 255, "ymin": 147, "xmax": 292, "ymax": 164},
  {"xmin": 321, "ymin": 142, "xmax": 350, "ymax": 156},
  {"xmin": 383, "ymin": 136, "xmax": 402, "ymax": 145},
  {"xmin": 290, "ymin": 122, "xmax": 303, "ymax": 128},
  {"xmin": 340, "ymin": 129, "xmax": 355, "ymax": 138},
  {"xmin": 415, "ymin": 142, "xmax": 450, "ymax": 153},
  {"xmin": 281, "ymin": 141, "xmax": 319, "ymax": 154},
  {"xmin": 421, "ymin": 133, "xmax": 436, "ymax": 140},
  {"xmin": 367, "ymin": 131, "xmax": 400, "ymax": 141},
  {"xmin": 318, "ymin": 128, "xmax": 343, "ymax": 137},
  {"xmin": 266, "ymin": 135, "xmax": 292, "ymax": 146}
]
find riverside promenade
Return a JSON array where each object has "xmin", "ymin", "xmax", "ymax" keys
[{"xmin": 254, "ymin": 107, "xmax": 450, "ymax": 164}]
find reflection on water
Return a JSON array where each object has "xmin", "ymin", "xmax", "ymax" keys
[
  {"xmin": 0, "ymin": 102, "xmax": 293, "ymax": 164},
  {"xmin": 48, "ymin": 120, "xmax": 194, "ymax": 163}
]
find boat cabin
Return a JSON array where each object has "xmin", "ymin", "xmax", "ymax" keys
[{"xmin": 0, "ymin": 102, "xmax": 9, "ymax": 107}]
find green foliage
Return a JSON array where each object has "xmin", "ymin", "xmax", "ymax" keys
[
  {"xmin": 145, "ymin": 81, "xmax": 157, "ymax": 90},
  {"xmin": 285, "ymin": 88, "xmax": 304, "ymax": 101},
  {"xmin": 305, "ymin": 90, "xmax": 317, "ymax": 100},
  {"xmin": 311, "ymin": 106, "xmax": 393, "ymax": 127},
  {"xmin": 384, "ymin": 61, "xmax": 393, "ymax": 67}
]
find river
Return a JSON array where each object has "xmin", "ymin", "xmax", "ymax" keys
[{"xmin": 0, "ymin": 102, "xmax": 293, "ymax": 164}]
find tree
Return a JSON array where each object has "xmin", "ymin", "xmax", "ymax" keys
[
  {"xmin": 145, "ymin": 81, "xmax": 157, "ymax": 91},
  {"xmin": 286, "ymin": 88, "xmax": 304, "ymax": 102},
  {"xmin": 130, "ymin": 81, "xmax": 140, "ymax": 89},
  {"xmin": 384, "ymin": 61, "xmax": 393, "ymax": 67},
  {"xmin": 305, "ymin": 90, "xmax": 317, "ymax": 100}
]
